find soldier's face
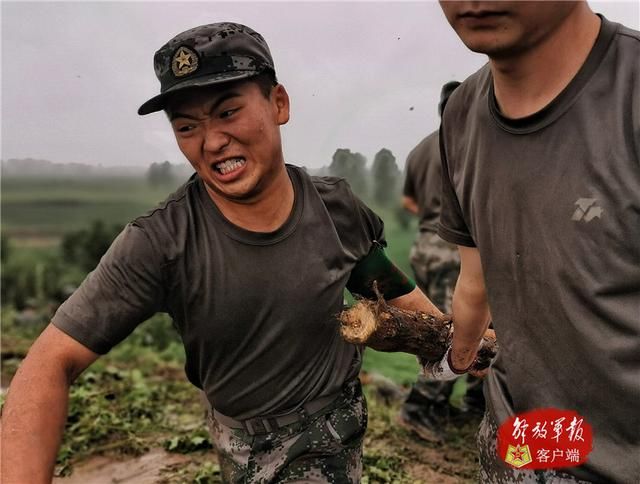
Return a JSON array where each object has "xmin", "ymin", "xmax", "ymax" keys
[
  {"xmin": 167, "ymin": 80, "xmax": 290, "ymax": 202},
  {"xmin": 439, "ymin": 1, "xmax": 580, "ymax": 59}
]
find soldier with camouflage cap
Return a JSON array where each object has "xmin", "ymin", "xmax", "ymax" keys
[{"xmin": 2, "ymin": 22, "xmax": 447, "ymax": 482}]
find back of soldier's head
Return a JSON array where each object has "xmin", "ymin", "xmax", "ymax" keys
[{"xmin": 438, "ymin": 81, "xmax": 461, "ymax": 117}]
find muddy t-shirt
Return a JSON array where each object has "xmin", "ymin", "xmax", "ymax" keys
[
  {"xmin": 438, "ymin": 17, "xmax": 640, "ymax": 483},
  {"xmin": 52, "ymin": 165, "xmax": 385, "ymax": 420},
  {"xmin": 403, "ymin": 130, "xmax": 442, "ymax": 232}
]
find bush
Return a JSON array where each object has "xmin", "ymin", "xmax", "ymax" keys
[{"xmin": 61, "ymin": 220, "xmax": 123, "ymax": 272}]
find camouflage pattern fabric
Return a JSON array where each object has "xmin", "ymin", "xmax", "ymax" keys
[
  {"xmin": 408, "ymin": 230, "xmax": 460, "ymax": 313},
  {"xmin": 478, "ymin": 410, "xmax": 591, "ymax": 483},
  {"xmin": 207, "ymin": 380, "xmax": 366, "ymax": 483}
]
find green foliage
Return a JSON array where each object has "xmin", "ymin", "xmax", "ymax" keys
[
  {"xmin": 363, "ymin": 449, "xmax": 410, "ymax": 483},
  {"xmin": 194, "ymin": 462, "xmax": 222, "ymax": 483},
  {"xmin": 329, "ymin": 148, "xmax": 369, "ymax": 199},
  {"xmin": 164, "ymin": 429, "xmax": 212, "ymax": 453},
  {"xmin": 55, "ymin": 354, "xmax": 203, "ymax": 476},
  {"xmin": 394, "ymin": 203, "xmax": 413, "ymax": 230},
  {"xmin": 362, "ymin": 349, "xmax": 419, "ymax": 386},
  {"xmin": 61, "ymin": 220, "xmax": 123, "ymax": 272},
  {"xmin": 0, "ymin": 246, "xmax": 69, "ymax": 309},
  {"xmin": 1, "ymin": 176, "xmax": 172, "ymax": 238},
  {"xmin": 371, "ymin": 149, "xmax": 401, "ymax": 207},
  {"xmin": 147, "ymin": 161, "xmax": 176, "ymax": 187}
]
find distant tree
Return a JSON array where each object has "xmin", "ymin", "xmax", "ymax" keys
[
  {"xmin": 371, "ymin": 148, "xmax": 401, "ymax": 207},
  {"xmin": 328, "ymin": 149, "xmax": 369, "ymax": 198},
  {"xmin": 147, "ymin": 160, "xmax": 175, "ymax": 186},
  {"xmin": 61, "ymin": 221, "xmax": 123, "ymax": 272}
]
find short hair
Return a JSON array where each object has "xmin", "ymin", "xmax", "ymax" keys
[
  {"xmin": 438, "ymin": 81, "xmax": 461, "ymax": 117},
  {"xmin": 252, "ymin": 70, "xmax": 279, "ymax": 99}
]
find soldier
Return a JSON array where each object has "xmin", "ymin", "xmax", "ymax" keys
[
  {"xmin": 399, "ymin": 81, "xmax": 485, "ymax": 441},
  {"xmin": 0, "ymin": 22, "xmax": 449, "ymax": 483},
  {"xmin": 438, "ymin": 1, "xmax": 640, "ymax": 482}
]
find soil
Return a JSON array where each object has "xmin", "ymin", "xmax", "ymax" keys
[{"xmin": 52, "ymin": 449, "xmax": 204, "ymax": 484}]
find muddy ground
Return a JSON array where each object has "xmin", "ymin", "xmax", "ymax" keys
[{"xmin": 47, "ymin": 384, "xmax": 481, "ymax": 484}]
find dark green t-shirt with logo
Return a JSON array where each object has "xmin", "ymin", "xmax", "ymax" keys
[
  {"xmin": 52, "ymin": 165, "xmax": 385, "ymax": 420},
  {"xmin": 438, "ymin": 17, "xmax": 639, "ymax": 483}
]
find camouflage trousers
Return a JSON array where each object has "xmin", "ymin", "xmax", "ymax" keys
[
  {"xmin": 207, "ymin": 380, "xmax": 367, "ymax": 483},
  {"xmin": 409, "ymin": 230, "xmax": 460, "ymax": 313},
  {"xmin": 477, "ymin": 409, "xmax": 591, "ymax": 484}
]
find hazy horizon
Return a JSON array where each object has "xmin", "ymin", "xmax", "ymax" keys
[{"xmin": 2, "ymin": 1, "xmax": 639, "ymax": 170}]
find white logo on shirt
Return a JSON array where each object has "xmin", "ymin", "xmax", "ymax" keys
[{"xmin": 572, "ymin": 198, "xmax": 603, "ymax": 222}]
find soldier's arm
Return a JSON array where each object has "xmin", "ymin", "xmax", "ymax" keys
[
  {"xmin": 1, "ymin": 323, "xmax": 99, "ymax": 483},
  {"xmin": 449, "ymin": 245, "xmax": 492, "ymax": 371},
  {"xmin": 387, "ymin": 286, "xmax": 443, "ymax": 318},
  {"xmin": 401, "ymin": 195, "xmax": 419, "ymax": 215}
]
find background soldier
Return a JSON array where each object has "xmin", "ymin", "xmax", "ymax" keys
[
  {"xmin": 399, "ymin": 81, "xmax": 484, "ymax": 441},
  {"xmin": 1, "ymin": 22, "xmax": 445, "ymax": 483}
]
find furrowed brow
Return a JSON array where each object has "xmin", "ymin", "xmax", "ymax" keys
[{"xmin": 169, "ymin": 92, "xmax": 242, "ymax": 121}]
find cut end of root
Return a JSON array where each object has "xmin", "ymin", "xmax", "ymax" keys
[{"xmin": 339, "ymin": 302, "xmax": 377, "ymax": 344}]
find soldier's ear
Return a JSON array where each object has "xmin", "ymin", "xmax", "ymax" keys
[{"xmin": 272, "ymin": 84, "xmax": 290, "ymax": 125}]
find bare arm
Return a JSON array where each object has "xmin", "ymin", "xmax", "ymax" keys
[
  {"xmin": 401, "ymin": 195, "xmax": 419, "ymax": 215},
  {"xmin": 1, "ymin": 323, "xmax": 99, "ymax": 483},
  {"xmin": 388, "ymin": 286, "xmax": 444, "ymax": 319},
  {"xmin": 449, "ymin": 245, "xmax": 492, "ymax": 371}
]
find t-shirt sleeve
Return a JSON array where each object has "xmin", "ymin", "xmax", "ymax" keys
[
  {"xmin": 437, "ymin": 125, "xmax": 476, "ymax": 247},
  {"xmin": 402, "ymin": 156, "xmax": 416, "ymax": 198},
  {"xmin": 314, "ymin": 177, "xmax": 386, "ymax": 256},
  {"xmin": 51, "ymin": 223, "xmax": 166, "ymax": 354}
]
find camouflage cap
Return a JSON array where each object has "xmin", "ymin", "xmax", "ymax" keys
[{"xmin": 138, "ymin": 22, "xmax": 275, "ymax": 115}]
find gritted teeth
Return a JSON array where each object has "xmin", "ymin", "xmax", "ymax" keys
[{"xmin": 215, "ymin": 157, "xmax": 246, "ymax": 175}]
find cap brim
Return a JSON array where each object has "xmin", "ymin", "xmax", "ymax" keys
[{"xmin": 137, "ymin": 70, "xmax": 261, "ymax": 115}]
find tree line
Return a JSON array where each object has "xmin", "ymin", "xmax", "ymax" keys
[{"xmin": 147, "ymin": 148, "xmax": 404, "ymax": 209}]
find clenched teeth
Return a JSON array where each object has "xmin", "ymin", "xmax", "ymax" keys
[{"xmin": 215, "ymin": 158, "xmax": 246, "ymax": 175}]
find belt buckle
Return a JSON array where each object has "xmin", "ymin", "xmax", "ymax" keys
[{"xmin": 245, "ymin": 417, "xmax": 277, "ymax": 435}]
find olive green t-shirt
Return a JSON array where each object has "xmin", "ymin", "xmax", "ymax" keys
[
  {"xmin": 438, "ymin": 17, "xmax": 639, "ymax": 483},
  {"xmin": 52, "ymin": 165, "xmax": 385, "ymax": 420},
  {"xmin": 403, "ymin": 130, "xmax": 442, "ymax": 233}
]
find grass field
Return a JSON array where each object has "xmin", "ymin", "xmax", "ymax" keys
[{"xmin": 1, "ymin": 177, "xmax": 175, "ymax": 239}]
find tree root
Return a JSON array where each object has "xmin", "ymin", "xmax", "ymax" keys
[{"xmin": 338, "ymin": 283, "xmax": 497, "ymax": 371}]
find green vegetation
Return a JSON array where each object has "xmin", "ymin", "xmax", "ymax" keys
[
  {"xmin": 362, "ymin": 350, "xmax": 419, "ymax": 386},
  {"xmin": 1, "ymin": 177, "xmax": 179, "ymax": 239}
]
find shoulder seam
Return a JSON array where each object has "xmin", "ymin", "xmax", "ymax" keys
[
  {"xmin": 617, "ymin": 30, "xmax": 640, "ymax": 42},
  {"xmin": 135, "ymin": 178, "xmax": 196, "ymax": 222},
  {"xmin": 312, "ymin": 176, "xmax": 346, "ymax": 187}
]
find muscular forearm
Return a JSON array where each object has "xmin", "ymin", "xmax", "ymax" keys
[
  {"xmin": 1, "ymin": 355, "xmax": 72, "ymax": 483},
  {"xmin": 388, "ymin": 286, "xmax": 444, "ymax": 318},
  {"xmin": 449, "ymin": 280, "xmax": 491, "ymax": 371}
]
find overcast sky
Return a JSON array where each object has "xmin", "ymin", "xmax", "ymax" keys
[{"xmin": 2, "ymin": 1, "xmax": 639, "ymax": 169}]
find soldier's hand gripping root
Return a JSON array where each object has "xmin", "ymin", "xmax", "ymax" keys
[{"xmin": 338, "ymin": 282, "xmax": 498, "ymax": 375}]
